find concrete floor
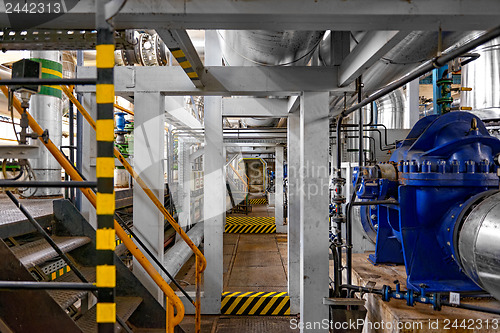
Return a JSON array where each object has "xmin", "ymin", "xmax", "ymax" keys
[
  {"xmin": 229, "ymin": 203, "xmax": 275, "ymax": 217},
  {"xmin": 175, "ymin": 202, "xmax": 294, "ymax": 332},
  {"xmin": 223, "ymin": 233, "xmax": 288, "ymax": 293}
]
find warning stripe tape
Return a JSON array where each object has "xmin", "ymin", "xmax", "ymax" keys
[
  {"xmin": 49, "ymin": 265, "xmax": 72, "ymax": 281},
  {"xmin": 226, "ymin": 222, "xmax": 275, "ymax": 226},
  {"xmin": 249, "ymin": 198, "xmax": 268, "ymax": 205},
  {"xmin": 221, "ymin": 291, "xmax": 290, "ymax": 315},
  {"xmin": 226, "ymin": 217, "xmax": 275, "ymax": 222},
  {"xmin": 224, "ymin": 224, "xmax": 276, "ymax": 234},
  {"xmin": 170, "ymin": 47, "xmax": 201, "ymax": 82}
]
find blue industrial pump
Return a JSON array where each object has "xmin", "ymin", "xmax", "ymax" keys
[{"xmin": 353, "ymin": 112, "xmax": 500, "ymax": 301}]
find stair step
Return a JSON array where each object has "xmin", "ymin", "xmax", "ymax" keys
[
  {"xmin": 47, "ymin": 267, "xmax": 96, "ymax": 310},
  {"xmin": 11, "ymin": 236, "xmax": 91, "ymax": 268},
  {"xmin": 76, "ymin": 296, "xmax": 143, "ymax": 333}
]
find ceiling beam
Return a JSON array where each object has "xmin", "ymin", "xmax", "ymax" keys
[
  {"xmin": 338, "ymin": 31, "xmax": 409, "ymax": 87},
  {"xmin": 156, "ymin": 29, "xmax": 205, "ymax": 88},
  {"xmin": 12, "ymin": 0, "xmax": 500, "ymax": 31},
  {"xmin": 222, "ymin": 98, "xmax": 288, "ymax": 117},
  {"xmin": 77, "ymin": 66, "xmax": 344, "ymax": 96}
]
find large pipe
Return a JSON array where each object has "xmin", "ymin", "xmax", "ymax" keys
[
  {"xmin": 325, "ymin": 31, "xmax": 482, "ymax": 115},
  {"xmin": 456, "ymin": 192, "xmax": 500, "ymax": 301},
  {"xmin": 375, "ymin": 88, "xmax": 406, "ymax": 129},
  {"xmin": 27, "ymin": 51, "xmax": 62, "ymax": 197},
  {"xmin": 341, "ymin": 25, "xmax": 500, "ymax": 118},
  {"xmin": 163, "ymin": 223, "xmax": 204, "ymax": 284},
  {"xmin": 217, "ymin": 30, "xmax": 324, "ymax": 66},
  {"xmin": 461, "ymin": 37, "xmax": 500, "ymax": 120}
]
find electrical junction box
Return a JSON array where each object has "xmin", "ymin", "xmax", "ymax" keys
[{"xmin": 11, "ymin": 59, "xmax": 41, "ymax": 94}]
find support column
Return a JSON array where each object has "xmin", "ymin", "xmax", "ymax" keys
[
  {"xmin": 178, "ymin": 138, "xmax": 192, "ymax": 235},
  {"xmin": 275, "ymin": 146, "xmax": 285, "ymax": 233},
  {"xmin": 80, "ymin": 93, "xmax": 97, "ymax": 228},
  {"xmin": 407, "ymin": 78, "xmax": 420, "ymax": 128},
  {"xmin": 133, "ymin": 92, "xmax": 165, "ymax": 301},
  {"xmin": 287, "ymin": 112, "xmax": 301, "ymax": 314},
  {"xmin": 203, "ymin": 30, "xmax": 224, "ymax": 313},
  {"xmin": 299, "ymin": 92, "xmax": 330, "ymax": 332}
]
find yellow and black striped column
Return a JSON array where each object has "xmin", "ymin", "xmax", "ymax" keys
[{"xmin": 95, "ymin": 11, "xmax": 116, "ymax": 333}]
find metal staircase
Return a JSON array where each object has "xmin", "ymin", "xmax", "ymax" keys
[
  {"xmin": 226, "ymin": 155, "xmax": 251, "ymax": 214},
  {"xmin": 0, "ymin": 198, "xmax": 183, "ymax": 333}
]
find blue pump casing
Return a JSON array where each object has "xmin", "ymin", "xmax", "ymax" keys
[{"xmin": 354, "ymin": 112, "xmax": 500, "ymax": 293}]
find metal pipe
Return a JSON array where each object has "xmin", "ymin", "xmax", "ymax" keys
[
  {"xmin": 0, "ymin": 181, "xmax": 97, "ymax": 188},
  {"xmin": 352, "ymin": 200, "xmax": 399, "ymax": 206},
  {"xmin": 69, "ymin": 97, "xmax": 75, "ymax": 202},
  {"xmin": 0, "ymin": 281, "xmax": 97, "ymax": 290},
  {"xmin": 441, "ymin": 302, "xmax": 500, "ymax": 315},
  {"xmin": 340, "ymin": 284, "xmax": 384, "ymax": 296},
  {"xmin": 341, "ymin": 283, "xmax": 500, "ymax": 315},
  {"xmin": 76, "ymin": 51, "xmax": 84, "ymax": 211},
  {"xmin": 341, "ymin": 25, "xmax": 500, "ymax": 118},
  {"xmin": 334, "ymin": 129, "xmax": 393, "ymax": 152},
  {"xmin": 456, "ymin": 191, "xmax": 500, "ymax": 302},
  {"xmin": 163, "ymin": 223, "xmax": 204, "ymax": 284},
  {"xmin": 357, "ymin": 77, "xmax": 364, "ymax": 167}
]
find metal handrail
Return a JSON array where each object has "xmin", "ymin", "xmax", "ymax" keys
[
  {"xmin": 228, "ymin": 163, "xmax": 248, "ymax": 191},
  {"xmin": 5, "ymin": 190, "xmax": 133, "ymax": 333},
  {"xmin": 1, "ymin": 85, "xmax": 185, "ymax": 330},
  {"xmin": 61, "ymin": 85, "xmax": 206, "ymax": 332}
]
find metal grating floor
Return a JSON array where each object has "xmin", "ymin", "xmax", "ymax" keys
[
  {"xmin": 76, "ymin": 297, "xmax": 143, "ymax": 333},
  {"xmin": 11, "ymin": 236, "xmax": 91, "ymax": 267},
  {"xmin": 48, "ymin": 267, "xmax": 96, "ymax": 310},
  {"xmin": 0, "ymin": 193, "xmax": 55, "ymax": 226},
  {"xmin": 215, "ymin": 316, "xmax": 295, "ymax": 333}
]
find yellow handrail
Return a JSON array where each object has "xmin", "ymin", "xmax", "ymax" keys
[
  {"xmin": 114, "ymin": 101, "xmax": 135, "ymax": 116},
  {"xmin": 61, "ymin": 85, "xmax": 205, "ymax": 332},
  {"xmin": 229, "ymin": 163, "xmax": 248, "ymax": 192},
  {"xmin": 1, "ymin": 85, "xmax": 185, "ymax": 330}
]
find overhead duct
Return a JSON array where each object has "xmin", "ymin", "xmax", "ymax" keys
[
  {"xmin": 375, "ymin": 87, "xmax": 406, "ymax": 129},
  {"xmin": 326, "ymin": 31, "xmax": 482, "ymax": 115},
  {"xmin": 218, "ymin": 30, "xmax": 324, "ymax": 127},
  {"xmin": 461, "ymin": 37, "xmax": 500, "ymax": 120},
  {"xmin": 217, "ymin": 30, "xmax": 324, "ymax": 66}
]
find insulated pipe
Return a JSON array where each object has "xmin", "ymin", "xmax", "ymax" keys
[
  {"xmin": 28, "ymin": 51, "xmax": 63, "ymax": 197},
  {"xmin": 340, "ymin": 25, "xmax": 500, "ymax": 118},
  {"xmin": 163, "ymin": 223, "xmax": 204, "ymax": 284},
  {"xmin": 456, "ymin": 191, "xmax": 500, "ymax": 301},
  {"xmin": 357, "ymin": 77, "xmax": 364, "ymax": 167}
]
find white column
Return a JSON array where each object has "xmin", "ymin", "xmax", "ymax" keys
[
  {"xmin": 178, "ymin": 138, "xmax": 192, "ymax": 236},
  {"xmin": 202, "ymin": 30, "xmax": 224, "ymax": 313},
  {"xmin": 287, "ymin": 112, "xmax": 301, "ymax": 314},
  {"xmin": 133, "ymin": 92, "xmax": 165, "ymax": 301},
  {"xmin": 80, "ymin": 93, "xmax": 97, "ymax": 228},
  {"xmin": 300, "ymin": 92, "xmax": 330, "ymax": 332},
  {"xmin": 275, "ymin": 146, "xmax": 285, "ymax": 233},
  {"xmin": 406, "ymin": 78, "xmax": 420, "ymax": 128}
]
